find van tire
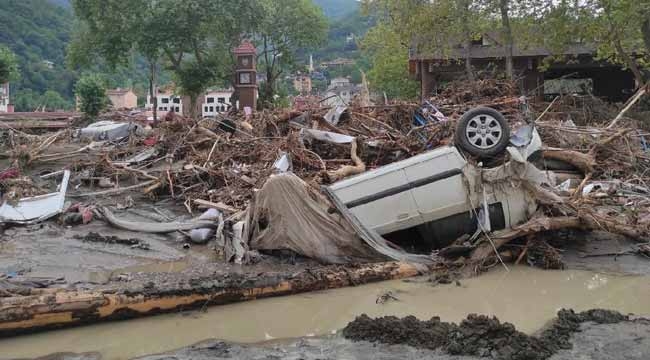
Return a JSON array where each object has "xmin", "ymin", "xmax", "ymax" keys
[{"xmin": 455, "ymin": 107, "xmax": 510, "ymax": 158}]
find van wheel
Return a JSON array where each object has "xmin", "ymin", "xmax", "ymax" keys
[{"xmin": 455, "ymin": 107, "xmax": 510, "ymax": 158}]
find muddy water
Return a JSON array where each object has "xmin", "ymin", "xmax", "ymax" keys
[{"xmin": 1, "ymin": 267, "xmax": 649, "ymax": 360}]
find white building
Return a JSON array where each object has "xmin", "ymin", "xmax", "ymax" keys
[
  {"xmin": 146, "ymin": 90, "xmax": 183, "ymax": 115},
  {"xmin": 202, "ymin": 89, "xmax": 236, "ymax": 117},
  {"xmin": 324, "ymin": 78, "xmax": 357, "ymax": 106},
  {"xmin": 0, "ymin": 83, "xmax": 10, "ymax": 113}
]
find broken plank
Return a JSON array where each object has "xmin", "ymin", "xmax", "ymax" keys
[{"xmin": 193, "ymin": 199, "xmax": 239, "ymax": 213}]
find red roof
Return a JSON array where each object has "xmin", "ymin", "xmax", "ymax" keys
[{"xmin": 234, "ymin": 41, "xmax": 256, "ymax": 55}]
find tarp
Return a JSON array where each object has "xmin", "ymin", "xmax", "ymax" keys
[{"xmin": 247, "ymin": 173, "xmax": 387, "ymax": 264}]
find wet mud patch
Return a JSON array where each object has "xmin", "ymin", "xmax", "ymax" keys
[
  {"xmin": 74, "ymin": 232, "xmax": 151, "ymax": 250},
  {"xmin": 343, "ymin": 309, "xmax": 628, "ymax": 360}
]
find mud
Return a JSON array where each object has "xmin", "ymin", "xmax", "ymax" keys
[
  {"xmin": 35, "ymin": 316, "xmax": 648, "ymax": 360},
  {"xmin": 74, "ymin": 232, "xmax": 151, "ymax": 250},
  {"xmin": 342, "ymin": 309, "xmax": 629, "ymax": 360},
  {"xmin": 3, "ymin": 267, "xmax": 649, "ymax": 360}
]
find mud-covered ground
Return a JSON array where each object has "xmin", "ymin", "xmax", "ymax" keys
[
  {"xmin": 0, "ymin": 204, "xmax": 322, "ymax": 293},
  {"xmin": 37, "ymin": 311, "xmax": 648, "ymax": 360},
  {"xmin": 342, "ymin": 309, "xmax": 628, "ymax": 359}
]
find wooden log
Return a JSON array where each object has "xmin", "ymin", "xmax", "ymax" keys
[
  {"xmin": 470, "ymin": 216, "xmax": 583, "ymax": 262},
  {"xmin": 542, "ymin": 149, "xmax": 596, "ymax": 174},
  {"xmin": 0, "ymin": 261, "xmax": 430, "ymax": 337},
  {"xmin": 327, "ymin": 139, "xmax": 366, "ymax": 182}
]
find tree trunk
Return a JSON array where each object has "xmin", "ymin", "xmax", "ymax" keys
[
  {"xmin": 461, "ymin": 0, "xmax": 474, "ymax": 81},
  {"xmin": 189, "ymin": 94, "xmax": 198, "ymax": 120},
  {"xmin": 266, "ymin": 67, "xmax": 274, "ymax": 106},
  {"xmin": 499, "ymin": 0, "xmax": 514, "ymax": 80},
  {"xmin": 614, "ymin": 39, "xmax": 645, "ymax": 87},
  {"xmin": 149, "ymin": 62, "xmax": 158, "ymax": 125},
  {"xmin": 0, "ymin": 262, "xmax": 430, "ymax": 337},
  {"xmin": 643, "ymin": 17, "xmax": 650, "ymax": 56}
]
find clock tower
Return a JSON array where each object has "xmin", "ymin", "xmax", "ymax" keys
[{"xmin": 233, "ymin": 41, "xmax": 258, "ymax": 111}]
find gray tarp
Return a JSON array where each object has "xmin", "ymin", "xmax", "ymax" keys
[{"xmin": 247, "ymin": 173, "xmax": 386, "ymax": 264}]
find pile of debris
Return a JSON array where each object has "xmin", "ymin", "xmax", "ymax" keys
[{"xmin": 0, "ymin": 80, "xmax": 649, "ymax": 272}]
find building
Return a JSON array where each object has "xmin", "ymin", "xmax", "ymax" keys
[
  {"xmin": 0, "ymin": 83, "xmax": 11, "ymax": 113},
  {"xmin": 320, "ymin": 58, "xmax": 355, "ymax": 69},
  {"xmin": 324, "ymin": 77, "xmax": 358, "ymax": 106},
  {"xmin": 42, "ymin": 60, "xmax": 55, "ymax": 69},
  {"xmin": 233, "ymin": 41, "xmax": 258, "ymax": 110},
  {"xmin": 202, "ymin": 88, "xmax": 236, "ymax": 117},
  {"xmin": 146, "ymin": 89, "xmax": 183, "ymax": 115},
  {"xmin": 409, "ymin": 33, "xmax": 636, "ymax": 102},
  {"xmin": 106, "ymin": 88, "xmax": 138, "ymax": 110},
  {"xmin": 293, "ymin": 74, "xmax": 312, "ymax": 94}
]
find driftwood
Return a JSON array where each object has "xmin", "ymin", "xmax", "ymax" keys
[
  {"xmin": 542, "ymin": 149, "xmax": 596, "ymax": 174},
  {"xmin": 327, "ymin": 139, "xmax": 366, "ymax": 182},
  {"xmin": 0, "ymin": 262, "xmax": 428, "ymax": 337},
  {"xmin": 607, "ymin": 83, "xmax": 648, "ymax": 129},
  {"xmin": 69, "ymin": 180, "xmax": 159, "ymax": 198}
]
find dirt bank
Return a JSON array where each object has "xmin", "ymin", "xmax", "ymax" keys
[
  {"xmin": 54, "ymin": 312, "xmax": 644, "ymax": 360},
  {"xmin": 342, "ymin": 309, "xmax": 628, "ymax": 360}
]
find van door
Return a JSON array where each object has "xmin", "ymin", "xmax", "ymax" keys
[
  {"xmin": 333, "ymin": 169, "xmax": 423, "ymax": 234},
  {"xmin": 402, "ymin": 150, "xmax": 470, "ymax": 224}
]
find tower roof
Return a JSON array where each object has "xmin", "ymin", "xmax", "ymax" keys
[{"xmin": 234, "ymin": 41, "xmax": 256, "ymax": 55}]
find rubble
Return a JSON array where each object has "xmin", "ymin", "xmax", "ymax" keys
[
  {"xmin": 1, "ymin": 80, "xmax": 648, "ymax": 267},
  {"xmin": 0, "ymin": 78, "xmax": 648, "ymax": 335}
]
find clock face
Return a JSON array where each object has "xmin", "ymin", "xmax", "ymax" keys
[
  {"xmin": 242, "ymin": 57, "xmax": 250, "ymax": 67},
  {"xmin": 240, "ymin": 72, "xmax": 251, "ymax": 84}
]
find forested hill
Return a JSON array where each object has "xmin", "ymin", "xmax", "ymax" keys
[
  {"xmin": 0, "ymin": 0, "xmax": 363, "ymax": 111},
  {"xmin": 313, "ymin": 0, "xmax": 358, "ymax": 19},
  {"xmin": 0, "ymin": 0, "xmax": 75, "ymax": 110}
]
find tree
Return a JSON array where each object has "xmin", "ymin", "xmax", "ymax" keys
[
  {"xmin": 256, "ymin": 0, "xmax": 328, "ymax": 106},
  {"xmin": 41, "ymin": 90, "xmax": 71, "ymax": 111},
  {"xmin": 75, "ymin": 74, "xmax": 108, "ymax": 118},
  {"xmin": 71, "ymin": 0, "xmax": 258, "ymax": 119},
  {"xmin": 534, "ymin": 0, "xmax": 650, "ymax": 86},
  {"xmin": 498, "ymin": 0, "xmax": 515, "ymax": 80},
  {"xmin": 361, "ymin": 23, "xmax": 418, "ymax": 99},
  {"xmin": 0, "ymin": 45, "xmax": 19, "ymax": 84}
]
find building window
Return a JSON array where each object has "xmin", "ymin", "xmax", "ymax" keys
[
  {"xmin": 161, "ymin": 98, "xmax": 169, "ymax": 104},
  {"xmin": 175, "ymin": 107, "xmax": 180, "ymax": 112},
  {"xmin": 158, "ymin": 106, "xmax": 164, "ymax": 111},
  {"xmin": 220, "ymin": 105, "xmax": 225, "ymax": 112},
  {"xmin": 227, "ymin": 97, "xmax": 231, "ymax": 104},
  {"xmin": 217, "ymin": 97, "xmax": 225, "ymax": 103},
  {"xmin": 173, "ymin": 98, "xmax": 180, "ymax": 104},
  {"xmin": 239, "ymin": 72, "xmax": 251, "ymax": 84},
  {"xmin": 207, "ymin": 97, "xmax": 215, "ymax": 103},
  {"xmin": 204, "ymin": 106, "xmax": 209, "ymax": 112},
  {"xmin": 209, "ymin": 106, "xmax": 214, "ymax": 112}
]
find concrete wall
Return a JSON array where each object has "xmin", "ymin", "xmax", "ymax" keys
[{"xmin": 107, "ymin": 91, "xmax": 138, "ymax": 110}]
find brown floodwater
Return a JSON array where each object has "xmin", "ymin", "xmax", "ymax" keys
[{"xmin": 1, "ymin": 267, "xmax": 649, "ymax": 360}]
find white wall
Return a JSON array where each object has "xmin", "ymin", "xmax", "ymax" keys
[
  {"xmin": 202, "ymin": 91, "xmax": 235, "ymax": 117},
  {"xmin": 0, "ymin": 83, "xmax": 9, "ymax": 113},
  {"xmin": 146, "ymin": 94, "xmax": 183, "ymax": 114}
]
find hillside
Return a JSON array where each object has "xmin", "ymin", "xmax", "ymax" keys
[
  {"xmin": 47, "ymin": 0, "xmax": 71, "ymax": 7},
  {"xmin": 0, "ymin": 0, "xmax": 75, "ymax": 110},
  {"xmin": 313, "ymin": 0, "xmax": 359, "ymax": 19}
]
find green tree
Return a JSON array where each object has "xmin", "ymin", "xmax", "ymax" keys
[
  {"xmin": 71, "ymin": 0, "xmax": 258, "ymax": 119},
  {"xmin": 75, "ymin": 74, "xmax": 108, "ymax": 118},
  {"xmin": 42, "ymin": 90, "xmax": 71, "ymax": 111},
  {"xmin": 361, "ymin": 23, "xmax": 418, "ymax": 99},
  {"xmin": 529, "ymin": 0, "xmax": 649, "ymax": 86},
  {"xmin": 256, "ymin": 0, "xmax": 328, "ymax": 106},
  {"xmin": 0, "ymin": 45, "xmax": 19, "ymax": 84}
]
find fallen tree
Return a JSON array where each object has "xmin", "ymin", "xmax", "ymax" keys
[{"xmin": 0, "ymin": 261, "xmax": 432, "ymax": 337}]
